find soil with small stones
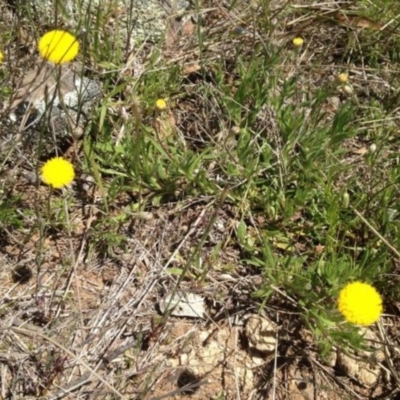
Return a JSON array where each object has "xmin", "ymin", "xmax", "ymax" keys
[{"xmin": 1, "ymin": 1, "xmax": 400, "ymax": 399}]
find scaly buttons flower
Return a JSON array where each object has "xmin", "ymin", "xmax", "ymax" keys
[
  {"xmin": 338, "ymin": 73, "xmax": 348, "ymax": 83},
  {"xmin": 337, "ymin": 281, "xmax": 382, "ymax": 326},
  {"xmin": 292, "ymin": 37, "xmax": 304, "ymax": 47},
  {"xmin": 0, "ymin": 50, "xmax": 3, "ymax": 64},
  {"xmin": 41, "ymin": 157, "xmax": 75, "ymax": 189},
  {"xmin": 155, "ymin": 99, "xmax": 167, "ymax": 111},
  {"xmin": 38, "ymin": 30, "xmax": 79, "ymax": 64}
]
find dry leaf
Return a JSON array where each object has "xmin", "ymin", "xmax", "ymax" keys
[
  {"xmin": 335, "ymin": 12, "xmax": 382, "ymax": 31},
  {"xmin": 183, "ymin": 63, "xmax": 201, "ymax": 75},
  {"xmin": 352, "ymin": 147, "xmax": 368, "ymax": 155},
  {"xmin": 181, "ymin": 18, "xmax": 195, "ymax": 37}
]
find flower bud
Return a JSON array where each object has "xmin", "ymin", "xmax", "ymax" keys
[
  {"xmin": 369, "ymin": 143, "xmax": 377, "ymax": 154},
  {"xmin": 155, "ymin": 99, "xmax": 167, "ymax": 111},
  {"xmin": 342, "ymin": 191, "xmax": 350, "ymax": 208},
  {"xmin": 338, "ymin": 73, "xmax": 348, "ymax": 83},
  {"xmin": 293, "ymin": 37, "xmax": 304, "ymax": 47}
]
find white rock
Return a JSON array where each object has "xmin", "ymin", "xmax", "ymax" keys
[
  {"xmin": 335, "ymin": 328, "xmax": 384, "ymax": 387},
  {"xmin": 245, "ymin": 315, "xmax": 277, "ymax": 353},
  {"xmin": 9, "ymin": 63, "xmax": 101, "ymax": 136},
  {"xmin": 159, "ymin": 291, "xmax": 206, "ymax": 318}
]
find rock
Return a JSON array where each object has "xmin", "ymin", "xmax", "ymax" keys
[
  {"xmin": 336, "ymin": 352, "xmax": 380, "ymax": 386},
  {"xmin": 335, "ymin": 328, "xmax": 384, "ymax": 387},
  {"xmin": 245, "ymin": 315, "xmax": 277, "ymax": 353},
  {"xmin": 22, "ymin": 0, "xmax": 190, "ymax": 44},
  {"xmin": 8, "ymin": 62, "xmax": 101, "ymax": 145},
  {"xmin": 159, "ymin": 291, "xmax": 206, "ymax": 318}
]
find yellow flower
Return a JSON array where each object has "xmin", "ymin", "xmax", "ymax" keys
[
  {"xmin": 38, "ymin": 30, "xmax": 79, "ymax": 64},
  {"xmin": 41, "ymin": 157, "xmax": 75, "ymax": 189},
  {"xmin": 0, "ymin": 50, "xmax": 3, "ymax": 64},
  {"xmin": 338, "ymin": 73, "xmax": 348, "ymax": 83},
  {"xmin": 337, "ymin": 281, "xmax": 382, "ymax": 326},
  {"xmin": 155, "ymin": 98, "xmax": 167, "ymax": 111},
  {"xmin": 293, "ymin": 37, "xmax": 304, "ymax": 47}
]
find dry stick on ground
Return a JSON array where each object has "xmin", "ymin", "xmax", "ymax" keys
[
  {"xmin": 46, "ymin": 201, "xmax": 220, "ymax": 398},
  {"xmin": 53, "ymin": 243, "xmax": 155, "ymax": 397},
  {"xmin": 48, "ymin": 339, "xmax": 150, "ymax": 400},
  {"xmin": 377, "ymin": 321, "xmax": 400, "ymax": 391},
  {"xmin": 309, "ymin": 357, "xmax": 364, "ymax": 400},
  {"xmin": 351, "ymin": 207, "xmax": 400, "ymax": 259},
  {"xmin": 2, "ymin": 322, "xmax": 129, "ymax": 400}
]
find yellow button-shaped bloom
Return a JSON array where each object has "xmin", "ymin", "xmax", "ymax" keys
[
  {"xmin": 293, "ymin": 37, "xmax": 304, "ymax": 47},
  {"xmin": 41, "ymin": 157, "xmax": 75, "ymax": 189},
  {"xmin": 338, "ymin": 281, "xmax": 382, "ymax": 326},
  {"xmin": 0, "ymin": 50, "xmax": 3, "ymax": 64},
  {"xmin": 155, "ymin": 98, "xmax": 167, "ymax": 111},
  {"xmin": 338, "ymin": 73, "xmax": 348, "ymax": 83},
  {"xmin": 38, "ymin": 30, "xmax": 79, "ymax": 64}
]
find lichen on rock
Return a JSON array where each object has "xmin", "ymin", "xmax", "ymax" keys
[
  {"xmin": 9, "ymin": 62, "xmax": 102, "ymax": 138},
  {"xmin": 27, "ymin": 0, "xmax": 190, "ymax": 44}
]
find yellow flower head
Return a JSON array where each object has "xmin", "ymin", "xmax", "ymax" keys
[
  {"xmin": 38, "ymin": 30, "xmax": 79, "ymax": 64},
  {"xmin": 0, "ymin": 50, "xmax": 3, "ymax": 64},
  {"xmin": 338, "ymin": 73, "xmax": 348, "ymax": 83},
  {"xmin": 337, "ymin": 281, "xmax": 382, "ymax": 326},
  {"xmin": 293, "ymin": 37, "xmax": 304, "ymax": 47},
  {"xmin": 155, "ymin": 98, "xmax": 167, "ymax": 111},
  {"xmin": 41, "ymin": 157, "xmax": 75, "ymax": 189}
]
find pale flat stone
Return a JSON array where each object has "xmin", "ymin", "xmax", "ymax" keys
[
  {"xmin": 159, "ymin": 291, "xmax": 206, "ymax": 318},
  {"xmin": 245, "ymin": 315, "xmax": 277, "ymax": 353},
  {"xmin": 9, "ymin": 62, "xmax": 101, "ymax": 137},
  {"xmin": 335, "ymin": 328, "xmax": 384, "ymax": 387}
]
